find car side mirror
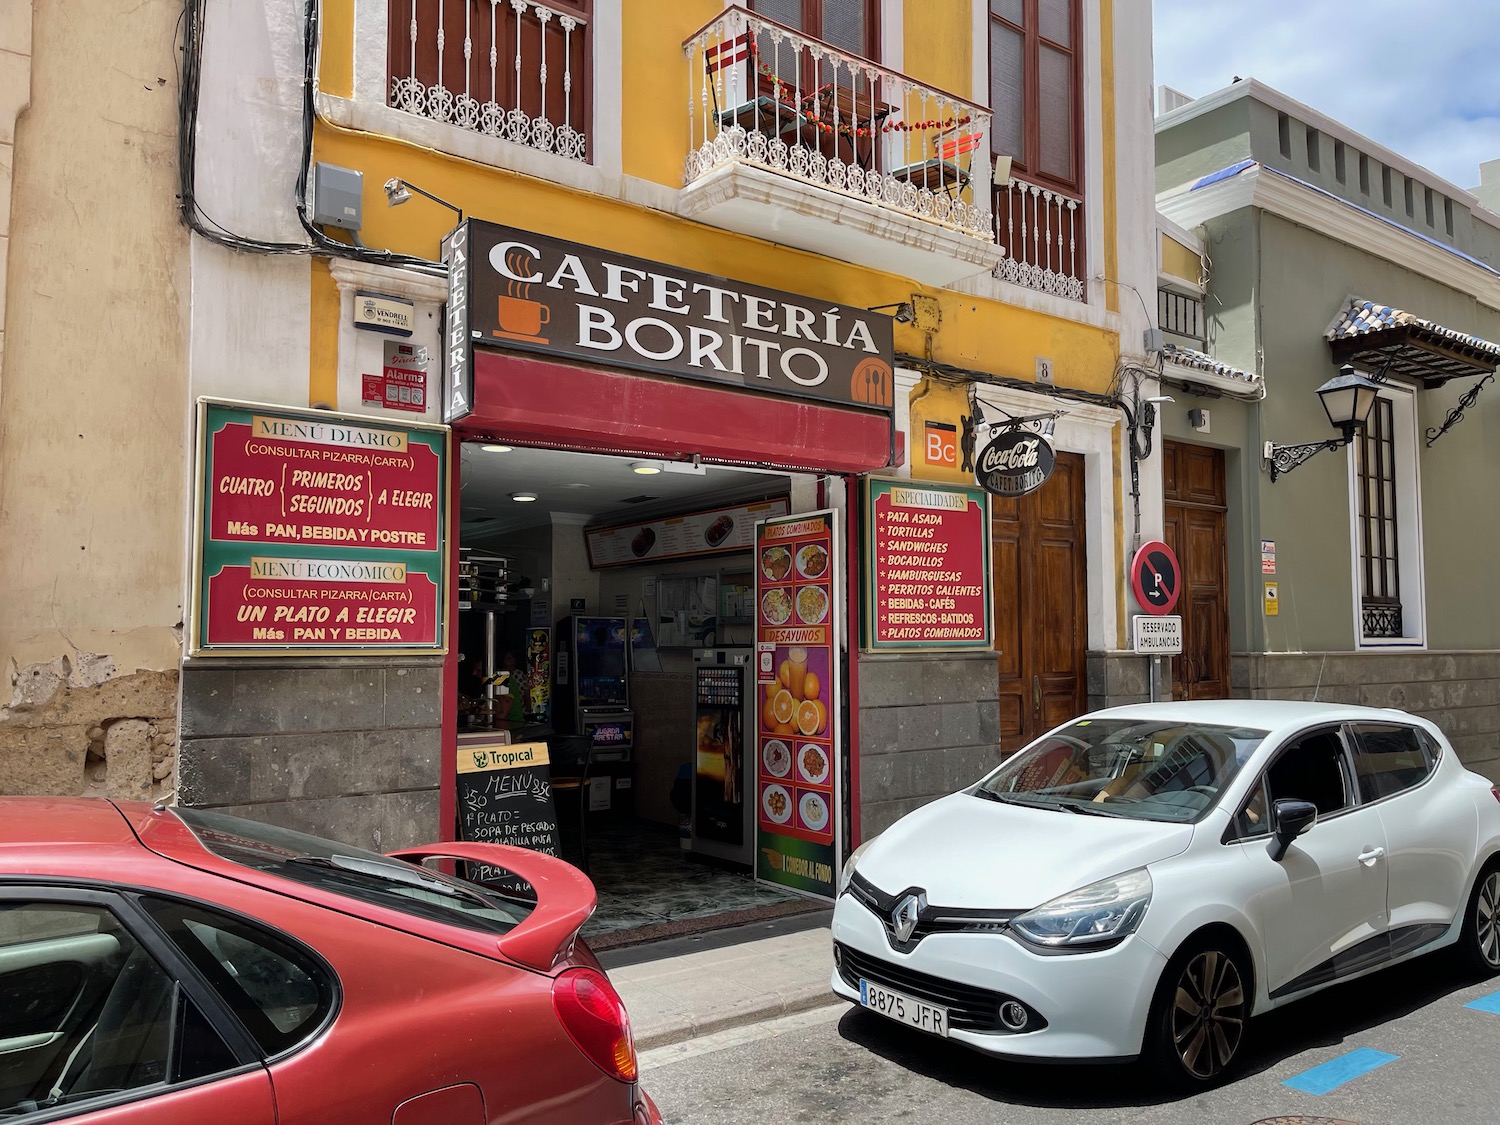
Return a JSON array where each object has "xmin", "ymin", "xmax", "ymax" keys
[{"xmin": 1267, "ymin": 798, "xmax": 1318, "ymax": 862}]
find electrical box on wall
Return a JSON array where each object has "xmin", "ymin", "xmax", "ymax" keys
[{"xmin": 313, "ymin": 162, "xmax": 364, "ymax": 231}]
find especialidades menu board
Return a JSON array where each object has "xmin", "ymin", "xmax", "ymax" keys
[
  {"xmin": 585, "ymin": 498, "xmax": 789, "ymax": 569},
  {"xmin": 864, "ymin": 478, "xmax": 992, "ymax": 651},
  {"xmin": 191, "ymin": 399, "xmax": 448, "ymax": 655},
  {"xmin": 754, "ymin": 510, "xmax": 841, "ymax": 900}
]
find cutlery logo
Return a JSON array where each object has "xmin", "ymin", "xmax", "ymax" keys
[{"xmin": 851, "ymin": 358, "xmax": 893, "ymax": 406}]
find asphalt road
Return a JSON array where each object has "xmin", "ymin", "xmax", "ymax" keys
[{"xmin": 642, "ymin": 955, "xmax": 1500, "ymax": 1125}]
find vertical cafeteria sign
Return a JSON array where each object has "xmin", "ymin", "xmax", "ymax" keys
[
  {"xmin": 754, "ymin": 510, "xmax": 841, "ymax": 899},
  {"xmin": 191, "ymin": 400, "xmax": 449, "ymax": 655}
]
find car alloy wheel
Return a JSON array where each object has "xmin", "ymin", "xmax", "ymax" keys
[
  {"xmin": 1167, "ymin": 947, "xmax": 1246, "ymax": 1081},
  {"xmin": 1463, "ymin": 866, "xmax": 1500, "ymax": 974}
]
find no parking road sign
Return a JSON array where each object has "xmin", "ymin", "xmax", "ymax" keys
[{"xmin": 1130, "ymin": 540, "xmax": 1181, "ymax": 615}]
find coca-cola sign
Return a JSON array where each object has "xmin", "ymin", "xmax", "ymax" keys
[{"xmin": 974, "ymin": 428, "xmax": 1056, "ymax": 497}]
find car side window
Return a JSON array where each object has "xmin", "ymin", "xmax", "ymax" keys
[
  {"xmin": 1264, "ymin": 728, "xmax": 1353, "ymax": 817},
  {"xmin": 0, "ymin": 901, "xmax": 237, "ymax": 1117},
  {"xmin": 1228, "ymin": 776, "xmax": 1271, "ymax": 840},
  {"xmin": 137, "ymin": 897, "xmax": 335, "ymax": 1057},
  {"xmin": 1351, "ymin": 723, "xmax": 1436, "ymax": 801}
]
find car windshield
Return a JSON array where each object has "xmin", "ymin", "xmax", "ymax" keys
[
  {"xmin": 973, "ymin": 718, "xmax": 1269, "ymax": 822},
  {"xmin": 174, "ymin": 808, "xmax": 535, "ymax": 934}
]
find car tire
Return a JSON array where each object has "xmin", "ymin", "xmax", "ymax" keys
[
  {"xmin": 1456, "ymin": 861, "xmax": 1500, "ymax": 977},
  {"xmin": 1144, "ymin": 937, "xmax": 1249, "ymax": 1088}
]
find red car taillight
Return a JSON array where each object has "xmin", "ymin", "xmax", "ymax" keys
[
  {"xmin": 551, "ymin": 968, "xmax": 638, "ymax": 1083},
  {"xmin": 1492, "ymin": 786, "xmax": 1500, "ymax": 805}
]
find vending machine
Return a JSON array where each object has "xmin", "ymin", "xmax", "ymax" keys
[{"xmin": 690, "ymin": 647, "xmax": 755, "ymax": 867}]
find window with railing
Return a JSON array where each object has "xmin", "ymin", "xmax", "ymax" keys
[
  {"xmin": 1356, "ymin": 396, "xmax": 1402, "ymax": 639},
  {"xmin": 386, "ymin": 0, "xmax": 590, "ymax": 162},
  {"xmin": 988, "ymin": 0, "xmax": 1085, "ymax": 300},
  {"xmin": 1158, "ymin": 288, "xmax": 1203, "ymax": 343}
]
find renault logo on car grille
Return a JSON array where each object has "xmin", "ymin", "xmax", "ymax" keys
[{"xmin": 890, "ymin": 891, "xmax": 927, "ymax": 944}]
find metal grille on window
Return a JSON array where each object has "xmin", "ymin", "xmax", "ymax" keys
[
  {"xmin": 1357, "ymin": 397, "xmax": 1402, "ymax": 639},
  {"xmin": 387, "ymin": 0, "xmax": 589, "ymax": 163}
]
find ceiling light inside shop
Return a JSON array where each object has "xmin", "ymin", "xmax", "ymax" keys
[
  {"xmin": 629, "ymin": 461, "xmax": 662, "ymax": 475},
  {"xmin": 480, "ymin": 444, "xmax": 512, "ymax": 453},
  {"xmin": 510, "ymin": 492, "xmax": 538, "ymax": 503}
]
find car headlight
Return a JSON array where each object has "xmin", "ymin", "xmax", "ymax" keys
[
  {"xmin": 1009, "ymin": 868, "xmax": 1152, "ymax": 950},
  {"xmin": 838, "ymin": 838, "xmax": 875, "ymax": 894}
]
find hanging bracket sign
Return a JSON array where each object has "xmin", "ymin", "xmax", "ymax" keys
[{"xmin": 973, "ymin": 427, "xmax": 1056, "ymax": 497}]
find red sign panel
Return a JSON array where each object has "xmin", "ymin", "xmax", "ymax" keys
[
  {"xmin": 866, "ymin": 479, "xmax": 992, "ymax": 650},
  {"xmin": 194, "ymin": 402, "xmax": 448, "ymax": 655},
  {"xmin": 207, "ymin": 416, "xmax": 440, "ymax": 550}
]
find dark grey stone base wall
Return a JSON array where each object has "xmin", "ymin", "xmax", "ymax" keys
[
  {"xmin": 178, "ymin": 658, "xmax": 444, "ymax": 852},
  {"xmin": 1233, "ymin": 651, "xmax": 1500, "ymax": 782},
  {"xmin": 1087, "ymin": 651, "xmax": 1154, "ymax": 711},
  {"xmin": 856, "ymin": 652, "xmax": 1001, "ymax": 838}
]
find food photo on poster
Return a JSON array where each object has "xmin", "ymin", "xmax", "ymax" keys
[{"xmin": 754, "ymin": 511, "xmax": 841, "ymax": 899}]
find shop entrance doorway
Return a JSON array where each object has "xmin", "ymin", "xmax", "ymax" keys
[
  {"xmin": 1163, "ymin": 441, "xmax": 1230, "ymax": 700},
  {"xmin": 991, "ymin": 452, "xmax": 1088, "ymax": 753}
]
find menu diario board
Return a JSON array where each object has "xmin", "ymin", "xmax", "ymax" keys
[
  {"xmin": 585, "ymin": 499, "xmax": 789, "ymax": 569},
  {"xmin": 865, "ymin": 479, "xmax": 992, "ymax": 651},
  {"xmin": 754, "ymin": 511, "xmax": 840, "ymax": 899},
  {"xmin": 192, "ymin": 400, "xmax": 448, "ymax": 655},
  {"xmin": 456, "ymin": 740, "xmax": 561, "ymax": 896}
]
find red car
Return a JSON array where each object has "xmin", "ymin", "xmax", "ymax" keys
[{"xmin": 0, "ymin": 797, "xmax": 662, "ymax": 1124}]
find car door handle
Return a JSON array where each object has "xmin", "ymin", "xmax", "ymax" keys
[{"xmin": 1357, "ymin": 847, "xmax": 1386, "ymax": 865}]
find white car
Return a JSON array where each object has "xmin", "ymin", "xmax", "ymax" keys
[{"xmin": 831, "ymin": 701, "xmax": 1500, "ymax": 1085}]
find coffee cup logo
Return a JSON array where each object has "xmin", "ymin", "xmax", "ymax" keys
[
  {"xmin": 975, "ymin": 429, "xmax": 1056, "ymax": 497},
  {"xmin": 492, "ymin": 247, "xmax": 553, "ymax": 344}
]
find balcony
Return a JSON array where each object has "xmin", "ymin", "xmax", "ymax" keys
[
  {"xmin": 680, "ymin": 6, "xmax": 1000, "ymax": 287},
  {"xmin": 387, "ymin": 0, "xmax": 589, "ymax": 164},
  {"xmin": 995, "ymin": 179, "xmax": 1086, "ymax": 303}
]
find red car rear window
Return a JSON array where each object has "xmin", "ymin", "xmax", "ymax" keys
[{"xmin": 174, "ymin": 809, "xmax": 536, "ymax": 935}]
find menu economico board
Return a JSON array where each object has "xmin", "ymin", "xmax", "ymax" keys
[
  {"xmin": 191, "ymin": 400, "xmax": 448, "ymax": 655},
  {"xmin": 754, "ymin": 510, "xmax": 841, "ymax": 900},
  {"xmin": 865, "ymin": 478, "xmax": 992, "ymax": 651}
]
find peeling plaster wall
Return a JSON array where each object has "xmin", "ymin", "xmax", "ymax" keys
[{"xmin": 0, "ymin": 0, "xmax": 188, "ymax": 795}]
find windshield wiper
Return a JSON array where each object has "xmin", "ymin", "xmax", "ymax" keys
[
  {"xmin": 972, "ymin": 788, "xmax": 1029, "ymax": 804},
  {"xmin": 1050, "ymin": 799, "xmax": 1123, "ymax": 817}
]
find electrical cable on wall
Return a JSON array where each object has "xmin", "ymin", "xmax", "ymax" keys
[{"xmin": 176, "ymin": 0, "xmax": 443, "ymax": 275}]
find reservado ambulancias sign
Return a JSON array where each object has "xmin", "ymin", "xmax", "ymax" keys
[
  {"xmin": 450, "ymin": 220, "xmax": 896, "ymax": 413},
  {"xmin": 190, "ymin": 400, "xmax": 449, "ymax": 656}
]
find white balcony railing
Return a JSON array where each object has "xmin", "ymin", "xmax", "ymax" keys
[
  {"xmin": 682, "ymin": 7, "xmax": 993, "ymax": 241},
  {"xmin": 993, "ymin": 178, "xmax": 1086, "ymax": 302},
  {"xmin": 388, "ymin": 0, "xmax": 588, "ymax": 163}
]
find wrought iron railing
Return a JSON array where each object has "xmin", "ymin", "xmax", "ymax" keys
[
  {"xmin": 1361, "ymin": 598, "xmax": 1403, "ymax": 639},
  {"xmin": 682, "ymin": 6, "xmax": 994, "ymax": 241},
  {"xmin": 387, "ymin": 0, "xmax": 588, "ymax": 163},
  {"xmin": 992, "ymin": 177, "xmax": 1085, "ymax": 302},
  {"xmin": 1159, "ymin": 287, "xmax": 1203, "ymax": 342}
]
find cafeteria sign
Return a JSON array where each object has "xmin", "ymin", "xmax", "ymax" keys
[
  {"xmin": 452, "ymin": 219, "xmax": 896, "ymax": 413},
  {"xmin": 190, "ymin": 399, "xmax": 449, "ymax": 655},
  {"xmin": 974, "ymin": 426, "xmax": 1055, "ymax": 497}
]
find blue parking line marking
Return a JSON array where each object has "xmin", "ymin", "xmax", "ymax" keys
[
  {"xmin": 1283, "ymin": 1048, "xmax": 1399, "ymax": 1095},
  {"xmin": 1465, "ymin": 991, "xmax": 1500, "ymax": 1014}
]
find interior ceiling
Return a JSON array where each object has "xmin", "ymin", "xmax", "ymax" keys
[{"xmin": 458, "ymin": 443, "xmax": 791, "ymax": 538}]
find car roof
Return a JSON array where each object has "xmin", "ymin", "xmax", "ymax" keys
[
  {"xmin": 0, "ymin": 796, "xmax": 145, "ymax": 850},
  {"xmin": 1079, "ymin": 699, "xmax": 1435, "ymax": 741}
]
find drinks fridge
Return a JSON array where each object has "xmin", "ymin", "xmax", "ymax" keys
[{"xmin": 690, "ymin": 647, "xmax": 755, "ymax": 867}]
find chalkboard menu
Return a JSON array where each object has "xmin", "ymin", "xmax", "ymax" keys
[{"xmin": 455, "ymin": 740, "xmax": 560, "ymax": 895}]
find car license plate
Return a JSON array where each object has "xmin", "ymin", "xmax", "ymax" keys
[{"xmin": 859, "ymin": 978, "xmax": 948, "ymax": 1037}]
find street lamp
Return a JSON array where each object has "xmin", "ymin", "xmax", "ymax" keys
[
  {"xmin": 383, "ymin": 178, "xmax": 464, "ymax": 224},
  {"xmin": 1263, "ymin": 365, "xmax": 1383, "ymax": 482}
]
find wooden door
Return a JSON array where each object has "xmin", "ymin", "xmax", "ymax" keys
[
  {"xmin": 1163, "ymin": 442, "xmax": 1230, "ymax": 700},
  {"xmin": 992, "ymin": 452, "xmax": 1088, "ymax": 752}
]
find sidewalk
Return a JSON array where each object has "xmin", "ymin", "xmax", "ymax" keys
[{"xmin": 599, "ymin": 910, "xmax": 837, "ymax": 1050}]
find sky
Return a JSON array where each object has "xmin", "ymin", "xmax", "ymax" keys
[{"xmin": 1152, "ymin": 0, "xmax": 1500, "ymax": 192}]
